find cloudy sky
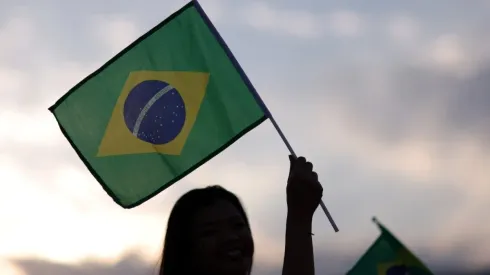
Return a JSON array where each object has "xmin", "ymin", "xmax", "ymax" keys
[{"xmin": 2, "ymin": 0, "xmax": 490, "ymax": 274}]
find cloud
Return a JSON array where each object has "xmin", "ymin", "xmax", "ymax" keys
[
  {"xmin": 386, "ymin": 15, "xmax": 420, "ymax": 44},
  {"xmin": 241, "ymin": 2, "xmax": 365, "ymax": 39},
  {"xmin": 422, "ymin": 34, "xmax": 473, "ymax": 76},
  {"xmin": 0, "ymin": 67, "xmax": 25, "ymax": 96},
  {"xmin": 327, "ymin": 10, "xmax": 364, "ymax": 37},
  {"xmin": 199, "ymin": 0, "xmax": 229, "ymax": 23},
  {"xmin": 242, "ymin": 2, "xmax": 322, "ymax": 39},
  {"xmin": 281, "ymin": 57, "xmax": 490, "ymax": 267},
  {"xmin": 12, "ymin": 253, "xmax": 155, "ymax": 275},
  {"xmin": 388, "ymin": 30, "xmax": 490, "ymax": 79},
  {"xmin": 381, "ymin": 13, "xmax": 490, "ymax": 80},
  {"xmin": 241, "ymin": 23, "xmax": 490, "ymax": 264},
  {"xmin": 0, "ymin": 154, "xmax": 162, "ymax": 263},
  {"xmin": 0, "ymin": 13, "xmax": 34, "ymax": 63},
  {"xmin": 0, "ymin": 260, "xmax": 25, "ymax": 275},
  {"xmin": 89, "ymin": 16, "xmax": 141, "ymax": 56},
  {"xmin": 0, "ymin": 110, "xmax": 64, "ymax": 146},
  {"xmin": 10, "ymin": 250, "xmax": 490, "ymax": 275}
]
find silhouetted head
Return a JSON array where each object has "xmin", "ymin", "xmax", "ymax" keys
[{"xmin": 159, "ymin": 185, "xmax": 254, "ymax": 275}]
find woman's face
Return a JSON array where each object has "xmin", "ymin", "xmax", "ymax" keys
[{"xmin": 191, "ymin": 199, "xmax": 254, "ymax": 275}]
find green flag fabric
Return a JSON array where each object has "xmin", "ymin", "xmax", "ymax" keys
[
  {"xmin": 347, "ymin": 218, "xmax": 434, "ymax": 275},
  {"xmin": 49, "ymin": 0, "xmax": 267, "ymax": 208}
]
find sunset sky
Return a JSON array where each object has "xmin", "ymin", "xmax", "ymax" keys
[{"xmin": 1, "ymin": 0, "xmax": 490, "ymax": 274}]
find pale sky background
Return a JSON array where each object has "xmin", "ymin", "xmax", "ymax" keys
[{"xmin": 1, "ymin": 0, "xmax": 490, "ymax": 274}]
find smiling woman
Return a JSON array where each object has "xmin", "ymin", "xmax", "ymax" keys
[
  {"xmin": 160, "ymin": 186, "xmax": 254, "ymax": 275},
  {"xmin": 158, "ymin": 156, "xmax": 324, "ymax": 275}
]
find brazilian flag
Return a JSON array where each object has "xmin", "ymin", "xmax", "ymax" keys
[
  {"xmin": 346, "ymin": 218, "xmax": 434, "ymax": 275},
  {"xmin": 49, "ymin": 1, "xmax": 267, "ymax": 208}
]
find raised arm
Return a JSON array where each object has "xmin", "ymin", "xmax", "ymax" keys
[{"xmin": 282, "ymin": 156, "xmax": 323, "ymax": 275}]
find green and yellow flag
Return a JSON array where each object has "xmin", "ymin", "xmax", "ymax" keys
[
  {"xmin": 49, "ymin": 1, "xmax": 267, "ymax": 208},
  {"xmin": 347, "ymin": 218, "xmax": 434, "ymax": 275}
]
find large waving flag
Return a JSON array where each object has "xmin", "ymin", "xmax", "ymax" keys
[
  {"xmin": 347, "ymin": 218, "xmax": 434, "ymax": 275},
  {"xmin": 49, "ymin": 1, "xmax": 266, "ymax": 208}
]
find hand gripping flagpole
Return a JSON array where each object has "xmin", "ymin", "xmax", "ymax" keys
[
  {"xmin": 264, "ymin": 113, "xmax": 339, "ymax": 233},
  {"xmin": 193, "ymin": 0, "xmax": 338, "ymax": 232},
  {"xmin": 268, "ymin": 118, "xmax": 339, "ymax": 232}
]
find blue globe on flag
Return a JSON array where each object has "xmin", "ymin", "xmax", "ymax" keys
[{"xmin": 123, "ymin": 80, "xmax": 187, "ymax": 145}]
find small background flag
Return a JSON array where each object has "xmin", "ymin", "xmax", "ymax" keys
[
  {"xmin": 346, "ymin": 218, "xmax": 434, "ymax": 275},
  {"xmin": 49, "ymin": 1, "xmax": 266, "ymax": 208}
]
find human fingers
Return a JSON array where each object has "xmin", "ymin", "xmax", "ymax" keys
[
  {"xmin": 293, "ymin": 156, "xmax": 311, "ymax": 172},
  {"xmin": 289, "ymin": 156, "xmax": 305, "ymax": 176},
  {"xmin": 295, "ymin": 156, "xmax": 307, "ymax": 166},
  {"xmin": 304, "ymin": 161, "xmax": 313, "ymax": 172},
  {"xmin": 298, "ymin": 158, "xmax": 314, "ymax": 181},
  {"xmin": 311, "ymin": 171, "xmax": 318, "ymax": 182}
]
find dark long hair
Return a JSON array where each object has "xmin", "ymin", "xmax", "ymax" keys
[{"xmin": 158, "ymin": 185, "xmax": 252, "ymax": 275}]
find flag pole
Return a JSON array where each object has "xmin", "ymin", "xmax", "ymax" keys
[
  {"xmin": 269, "ymin": 115, "xmax": 339, "ymax": 233},
  {"xmin": 192, "ymin": 0, "xmax": 338, "ymax": 232}
]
